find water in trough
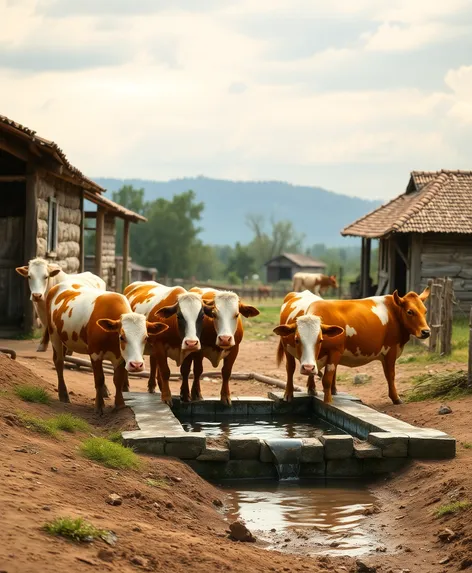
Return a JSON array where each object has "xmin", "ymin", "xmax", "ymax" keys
[{"xmin": 219, "ymin": 479, "xmax": 380, "ymax": 557}]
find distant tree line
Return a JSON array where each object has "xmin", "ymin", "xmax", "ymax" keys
[{"xmin": 86, "ymin": 185, "xmax": 375, "ymax": 284}]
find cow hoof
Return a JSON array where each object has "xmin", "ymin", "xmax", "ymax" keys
[
  {"xmin": 191, "ymin": 394, "xmax": 203, "ymax": 402},
  {"xmin": 148, "ymin": 386, "xmax": 156, "ymax": 394},
  {"xmin": 59, "ymin": 394, "xmax": 70, "ymax": 404},
  {"xmin": 392, "ymin": 398, "xmax": 403, "ymax": 405},
  {"xmin": 220, "ymin": 397, "xmax": 232, "ymax": 407},
  {"xmin": 36, "ymin": 345, "xmax": 47, "ymax": 352},
  {"xmin": 180, "ymin": 393, "xmax": 191, "ymax": 403},
  {"xmin": 307, "ymin": 388, "xmax": 317, "ymax": 396},
  {"xmin": 113, "ymin": 404, "xmax": 126, "ymax": 412},
  {"xmin": 283, "ymin": 394, "xmax": 293, "ymax": 403},
  {"xmin": 161, "ymin": 395, "xmax": 173, "ymax": 406}
]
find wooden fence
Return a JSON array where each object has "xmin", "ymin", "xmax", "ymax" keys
[{"xmin": 426, "ymin": 277, "xmax": 454, "ymax": 355}]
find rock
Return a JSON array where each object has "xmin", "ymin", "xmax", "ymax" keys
[
  {"xmin": 170, "ymin": 476, "xmax": 182, "ymax": 483},
  {"xmin": 353, "ymin": 374, "xmax": 373, "ymax": 385},
  {"xmin": 438, "ymin": 528, "xmax": 456, "ymax": 542},
  {"xmin": 438, "ymin": 405, "xmax": 452, "ymax": 415},
  {"xmin": 101, "ymin": 532, "xmax": 118, "ymax": 546},
  {"xmin": 42, "ymin": 505, "xmax": 51, "ymax": 511},
  {"xmin": 212, "ymin": 499, "xmax": 223, "ymax": 508},
  {"xmin": 165, "ymin": 502, "xmax": 174, "ymax": 509},
  {"xmin": 132, "ymin": 526, "xmax": 142, "ymax": 532},
  {"xmin": 376, "ymin": 545, "xmax": 387, "ymax": 552},
  {"xmin": 106, "ymin": 494, "xmax": 122, "ymax": 506},
  {"xmin": 153, "ymin": 502, "xmax": 161, "ymax": 510},
  {"xmin": 97, "ymin": 549, "xmax": 115, "ymax": 562},
  {"xmin": 50, "ymin": 467, "xmax": 58, "ymax": 472},
  {"xmin": 130, "ymin": 555, "xmax": 149, "ymax": 567},
  {"xmin": 355, "ymin": 560, "xmax": 377, "ymax": 573},
  {"xmin": 363, "ymin": 505, "xmax": 380, "ymax": 516},
  {"xmin": 229, "ymin": 521, "xmax": 256, "ymax": 542},
  {"xmin": 439, "ymin": 556, "xmax": 450, "ymax": 564},
  {"xmin": 270, "ymin": 528, "xmax": 276, "ymax": 533}
]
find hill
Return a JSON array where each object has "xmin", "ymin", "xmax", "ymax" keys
[{"xmin": 95, "ymin": 176, "xmax": 382, "ymax": 246}]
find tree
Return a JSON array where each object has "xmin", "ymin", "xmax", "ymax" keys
[
  {"xmin": 112, "ymin": 185, "xmax": 146, "ymax": 256},
  {"xmin": 225, "ymin": 242, "xmax": 256, "ymax": 282}
]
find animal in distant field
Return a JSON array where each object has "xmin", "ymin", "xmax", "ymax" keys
[
  {"xmin": 46, "ymin": 282, "xmax": 167, "ymax": 413},
  {"xmin": 292, "ymin": 272, "xmax": 338, "ymax": 295},
  {"xmin": 124, "ymin": 281, "xmax": 210, "ymax": 405},
  {"xmin": 16, "ymin": 258, "xmax": 105, "ymax": 352},
  {"xmin": 306, "ymin": 288, "xmax": 431, "ymax": 404},
  {"xmin": 180, "ymin": 287, "xmax": 259, "ymax": 405},
  {"xmin": 257, "ymin": 285, "xmax": 272, "ymax": 301},
  {"xmin": 273, "ymin": 290, "xmax": 345, "ymax": 402}
]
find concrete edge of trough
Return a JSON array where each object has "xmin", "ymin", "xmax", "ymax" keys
[{"xmin": 121, "ymin": 390, "xmax": 456, "ymax": 478}]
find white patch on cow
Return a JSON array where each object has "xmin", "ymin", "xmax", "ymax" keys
[
  {"xmin": 345, "ymin": 324, "xmax": 357, "ymax": 337},
  {"xmin": 177, "ymin": 292, "xmax": 203, "ymax": 349},
  {"xmin": 327, "ymin": 363, "xmax": 336, "ymax": 372},
  {"xmin": 296, "ymin": 314, "xmax": 321, "ymax": 375},
  {"xmin": 125, "ymin": 281, "xmax": 170, "ymax": 315},
  {"xmin": 120, "ymin": 312, "xmax": 148, "ymax": 371},
  {"xmin": 368, "ymin": 296, "xmax": 389, "ymax": 326},
  {"xmin": 284, "ymin": 290, "xmax": 322, "ymax": 322},
  {"xmin": 212, "ymin": 291, "xmax": 240, "ymax": 347}
]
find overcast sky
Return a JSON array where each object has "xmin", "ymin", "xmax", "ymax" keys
[{"xmin": 1, "ymin": 0, "xmax": 472, "ymax": 200}]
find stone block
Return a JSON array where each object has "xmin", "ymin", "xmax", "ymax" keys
[
  {"xmin": 320, "ymin": 435, "xmax": 354, "ymax": 459},
  {"xmin": 326, "ymin": 458, "xmax": 363, "ymax": 477},
  {"xmin": 165, "ymin": 439, "xmax": 204, "ymax": 459},
  {"xmin": 229, "ymin": 436, "xmax": 261, "ymax": 460},
  {"xmin": 408, "ymin": 435, "xmax": 456, "ymax": 459},
  {"xmin": 362, "ymin": 457, "xmax": 410, "ymax": 475},
  {"xmin": 190, "ymin": 399, "xmax": 216, "ymax": 417},
  {"xmin": 299, "ymin": 462, "xmax": 326, "ymax": 478},
  {"xmin": 122, "ymin": 435, "xmax": 165, "ymax": 455},
  {"xmin": 354, "ymin": 441, "xmax": 382, "ymax": 459},
  {"xmin": 265, "ymin": 438, "xmax": 303, "ymax": 464},
  {"xmin": 215, "ymin": 399, "xmax": 247, "ymax": 416},
  {"xmin": 260, "ymin": 441, "xmax": 274, "ymax": 463},
  {"xmin": 245, "ymin": 397, "xmax": 273, "ymax": 416},
  {"xmin": 368, "ymin": 432, "xmax": 409, "ymax": 457},
  {"xmin": 197, "ymin": 446, "xmax": 230, "ymax": 462},
  {"xmin": 300, "ymin": 438, "xmax": 324, "ymax": 463}
]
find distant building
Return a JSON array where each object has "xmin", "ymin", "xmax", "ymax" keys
[
  {"xmin": 264, "ymin": 252, "xmax": 327, "ymax": 283},
  {"xmin": 342, "ymin": 170, "xmax": 472, "ymax": 311},
  {"xmin": 85, "ymin": 256, "xmax": 157, "ymax": 285}
]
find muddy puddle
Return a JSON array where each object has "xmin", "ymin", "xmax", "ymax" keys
[{"xmin": 218, "ymin": 479, "xmax": 383, "ymax": 557}]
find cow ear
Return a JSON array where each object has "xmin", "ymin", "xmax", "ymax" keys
[
  {"xmin": 97, "ymin": 318, "xmax": 121, "ymax": 332},
  {"xmin": 321, "ymin": 324, "xmax": 344, "ymax": 339},
  {"xmin": 392, "ymin": 290, "xmax": 403, "ymax": 307},
  {"xmin": 155, "ymin": 303, "xmax": 179, "ymax": 319},
  {"xmin": 48, "ymin": 268, "xmax": 62, "ymax": 278},
  {"xmin": 419, "ymin": 286, "xmax": 430, "ymax": 301},
  {"xmin": 203, "ymin": 303, "xmax": 215, "ymax": 318},
  {"xmin": 273, "ymin": 323, "xmax": 296, "ymax": 337},
  {"xmin": 239, "ymin": 303, "xmax": 260, "ymax": 318},
  {"xmin": 16, "ymin": 266, "xmax": 29, "ymax": 277},
  {"xmin": 146, "ymin": 321, "xmax": 169, "ymax": 336}
]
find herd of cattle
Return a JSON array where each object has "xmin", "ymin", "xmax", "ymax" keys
[{"xmin": 15, "ymin": 258, "xmax": 431, "ymax": 414}]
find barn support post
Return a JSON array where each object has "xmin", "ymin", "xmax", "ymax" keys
[
  {"xmin": 24, "ymin": 169, "xmax": 38, "ymax": 334},
  {"xmin": 468, "ymin": 307, "xmax": 472, "ymax": 388},
  {"xmin": 441, "ymin": 278, "xmax": 453, "ymax": 355},
  {"xmin": 122, "ymin": 219, "xmax": 130, "ymax": 292},
  {"xmin": 79, "ymin": 189, "xmax": 85, "ymax": 272},
  {"xmin": 94, "ymin": 207, "xmax": 105, "ymax": 278},
  {"xmin": 361, "ymin": 238, "xmax": 371, "ymax": 298}
]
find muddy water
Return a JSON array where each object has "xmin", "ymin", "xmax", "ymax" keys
[
  {"xmin": 181, "ymin": 416, "xmax": 344, "ymax": 439},
  {"xmin": 219, "ymin": 480, "xmax": 381, "ymax": 557}
]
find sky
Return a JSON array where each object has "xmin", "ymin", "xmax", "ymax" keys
[{"xmin": 1, "ymin": 0, "xmax": 472, "ymax": 201}]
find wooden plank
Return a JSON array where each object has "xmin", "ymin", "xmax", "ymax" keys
[
  {"xmin": 441, "ymin": 278, "xmax": 453, "ymax": 355},
  {"xmin": 0, "ymin": 175, "xmax": 26, "ymax": 183},
  {"xmin": 429, "ymin": 281, "xmax": 443, "ymax": 353},
  {"xmin": 79, "ymin": 189, "xmax": 85, "ymax": 272},
  {"xmin": 409, "ymin": 233, "xmax": 422, "ymax": 292},
  {"xmin": 94, "ymin": 207, "xmax": 104, "ymax": 278},
  {"xmin": 23, "ymin": 169, "xmax": 38, "ymax": 333},
  {"xmin": 361, "ymin": 238, "xmax": 371, "ymax": 298},
  {"xmin": 122, "ymin": 219, "xmax": 130, "ymax": 293}
]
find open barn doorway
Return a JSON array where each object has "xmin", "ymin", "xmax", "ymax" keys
[{"xmin": 392, "ymin": 235, "xmax": 409, "ymax": 296}]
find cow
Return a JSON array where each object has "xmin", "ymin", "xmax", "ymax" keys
[
  {"xmin": 16, "ymin": 258, "xmax": 106, "ymax": 352},
  {"xmin": 292, "ymin": 272, "xmax": 338, "ymax": 296},
  {"xmin": 305, "ymin": 288, "xmax": 431, "ymax": 404},
  {"xmin": 46, "ymin": 282, "xmax": 167, "ymax": 413},
  {"xmin": 180, "ymin": 288, "xmax": 260, "ymax": 405},
  {"xmin": 273, "ymin": 290, "xmax": 345, "ymax": 403},
  {"xmin": 124, "ymin": 281, "xmax": 210, "ymax": 405},
  {"xmin": 257, "ymin": 285, "xmax": 272, "ymax": 301}
]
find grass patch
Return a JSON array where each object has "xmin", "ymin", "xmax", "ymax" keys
[
  {"xmin": 80, "ymin": 437, "xmax": 141, "ymax": 470},
  {"xmin": 435, "ymin": 500, "xmax": 472, "ymax": 518},
  {"xmin": 43, "ymin": 517, "xmax": 106, "ymax": 542},
  {"xmin": 17, "ymin": 412, "xmax": 91, "ymax": 437},
  {"xmin": 108, "ymin": 430, "xmax": 123, "ymax": 443},
  {"xmin": 14, "ymin": 384, "xmax": 51, "ymax": 404},
  {"xmin": 243, "ymin": 304, "xmax": 282, "ymax": 340},
  {"xmin": 404, "ymin": 370, "xmax": 472, "ymax": 402},
  {"xmin": 52, "ymin": 413, "xmax": 91, "ymax": 434},
  {"xmin": 17, "ymin": 412, "xmax": 58, "ymax": 437},
  {"xmin": 145, "ymin": 478, "xmax": 169, "ymax": 489},
  {"xmin": 462, "ymin": 442, "xmax": 472, "ymax": 449}
]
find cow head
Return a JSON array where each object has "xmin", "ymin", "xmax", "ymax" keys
[
  {"xmin": 155, "ymin": 292, "xmax": 209, "ymax": 353},
  {"xmin": 329, "ymin": 275, "xmax": 338, "ymax": 289},
  {"xmin": 16, "ymin": 258, "xmax": 62, "ymax": 303},
  {"xmin": 202, "ymin": 291, "xmax": 259, "ymax": 348},
  {"xmin": 97, "ymin": 312, "xmax": 168, "ymax": 372},
  {"xmin": 273, "ymin": 315, "xmax": 344, "ymax": 375},
  {"xmin": 392, "ymin": 287, "xmax": 430, "ymax": 339}
]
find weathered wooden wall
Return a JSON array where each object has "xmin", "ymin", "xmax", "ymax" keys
[
  {"xmin": 102, "ymin": 214, "xmax": 116, "ymax": 289},
  {"xmin": 36, "ymin": 174, "xmax": 81, "ymax": 273}
]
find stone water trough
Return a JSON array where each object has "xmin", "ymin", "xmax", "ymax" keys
[{"xmin": 122, "ymin": 390, "xmax": 456, "ymax": 480}]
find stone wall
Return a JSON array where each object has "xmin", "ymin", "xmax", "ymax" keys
[
  {"xmin": 36, "ymin": 174, "xmax": 81, "ymax": 273},
  {"xmin": 102, "ymin": 213, "xmax": 116, "ymax": 289}
]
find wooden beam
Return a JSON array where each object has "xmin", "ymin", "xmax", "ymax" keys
[
  {"xmin": 95, "ymin": 207, "xmax": 105, "ymax": 278},
  {"xmin": 361, "ymin": 238, "xmax": 371, "ymax": 298},
  {"xmin": 0, "ymin": 136, "xmax": 31, "ymax": 162},
  {"xmin": 122, "ymin": 219, "xmax": 130, "ymax": 293},
  {"xmin": 23, "ymin": 169, "xmax": 38, "ymax": 333},
  {"xmin": 393, "ymin": 240, "xmax": 409, "ymax": 268},
  {"xmin": 84, "ymin": 211, "xmax": 97, "ymax": 219},
  {"xmin": 79, "ymin": 189, "xmax": 85, "ymax": 272},
  {"xmin": 0, "ymin": 175, "xmax": 27, "ymax": 183}
]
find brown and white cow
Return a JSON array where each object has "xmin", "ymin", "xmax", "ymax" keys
[
  {"xmin": 124, "ymin": 281, "xmax": 210, "ymax": 405},
  {"xmin": 180, "ymin": 288, "xmax": 259, "ymax": 405},
  {"xmin": 273, "ymin": 290, "xmax": 345, "ymax": 403},
  {"xmin": 16, "ymin": 258, "xmax": 106, "ymax": 352},
  {"xmin": 306, "ymin": 288, "xmax": 431, "ymax": 404},
  {"xmin": 292, "ymin": 272, "xmax": 338, "ymax": 296},
  {"xmin": 46, "ymin": 282, "xmax": 167, "ymax": 413}
]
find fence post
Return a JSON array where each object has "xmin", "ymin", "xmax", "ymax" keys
[
  {"xmin": 468, "ymin": 307, "xmax": 472, "ymax": 388},
  {"xmin": 338, "ymin": 266, "xmax": 344, "ymax": 299},
  {"xmin": 429, "ymin": 281, "xmax": 443, "ymax": 353},
  {"xmin": 440, "ymin": 278, "xmax": 453, "ymax": 355}
]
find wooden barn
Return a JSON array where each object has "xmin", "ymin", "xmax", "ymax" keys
[
  {"xmin": 342, "ymin": 170, "xmax": 472, "ymax": 311},
  {"xmin": 0, "ymin": 115, "xmax": 146, "ymax": 335},
  {"xmin": 264, "ymin": 252, "xmax": 327, "ymax": 283}
]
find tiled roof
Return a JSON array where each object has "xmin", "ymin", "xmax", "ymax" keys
[
  {"xmin": 341, "ymin": 170, "xmax": 472, "ymax": 238},
  {"xmin": 84, "ymin": 190, "xmax": 147, "ymax": 223},
  {"xmin": 0, "ymin": 114, "xmax": 104, "ymax": 194},
  {"xmin": 265, "ymin": 252, "xmax": 327, "ymax": 267}
]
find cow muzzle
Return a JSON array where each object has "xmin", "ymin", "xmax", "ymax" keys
[
  {"xmin": 420, "ymin": 329, "xmax": 431, "ymax": 340},
  {"xmin": 127, "ymin": 361, "xmax": 144, "ymax": 373},
  {"xmin": 183, "ymin": 339, "xmax": 200, "ymax": 350},
  {"xmin": 301, "ymin": 363, "xmax": 317, "ymax": 375},
  {"xmin": 32, "ymin": 293, "xmax": 43, "ymax": 302},
  {"xmin": 217, "ymin": 334, "xmax": 234, "ymax": 348}
]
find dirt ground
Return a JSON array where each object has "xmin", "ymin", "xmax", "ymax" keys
[{"xmin": 1, "ymin": 336, "xmax": 472, "ymax": 573}]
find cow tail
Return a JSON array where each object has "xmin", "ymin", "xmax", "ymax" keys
[{"xmin": 276, "ymin": 339, "xmax": 285, "ymax": 367}]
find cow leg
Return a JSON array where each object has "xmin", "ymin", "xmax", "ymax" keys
[
  {"xmin": 51, "ymin": 338, "xmax": 69, "ymax": 403},
  {"xmin": 306, "ymin": 374, "xmax": 317, "ymax": 396},
  {"xmin": 191, "ymin": 353, "xmax": 204, "ymax": 402},
  {"xmin": 147, "ymin": 353, "xmax": 158, "ymax": 393},
  {"xmin": 221, "ymin": 347, "xmax": 238, "ymax": 406},
  {"xmin": 37, "ymin": 327, "xmax": 49, "ymax": 352},
  {"xmin": 331, "ymin": 368, "xmax": 338, "ymax": 395},
  {"xmin": 112, "ymin": 361, "xmax": 127, "ymax": 411},
  {"xmin": 381, "ymin": 353, "xmax": 402, "ymax": 405},
  {"xmin": 283, "ymin": 351, "xmax": 296, "ymax": 402},
  {"xmin": 91, "ymin": 357, "xmax": 106, "ymax": 415},
  {"xmin": 156, "ymin": 351, "xmax": 172, "ymax": 406},
  {"xmin": 180, "ymin": 354, "xmax": 193, "ymax": 402},
  {"xmin": 121, "ymin": 368, "xmax": 130, "ymax": 393},
  {"xmin": 321, "ymin": 357, "xmax": 341, "ymax": 404}
]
